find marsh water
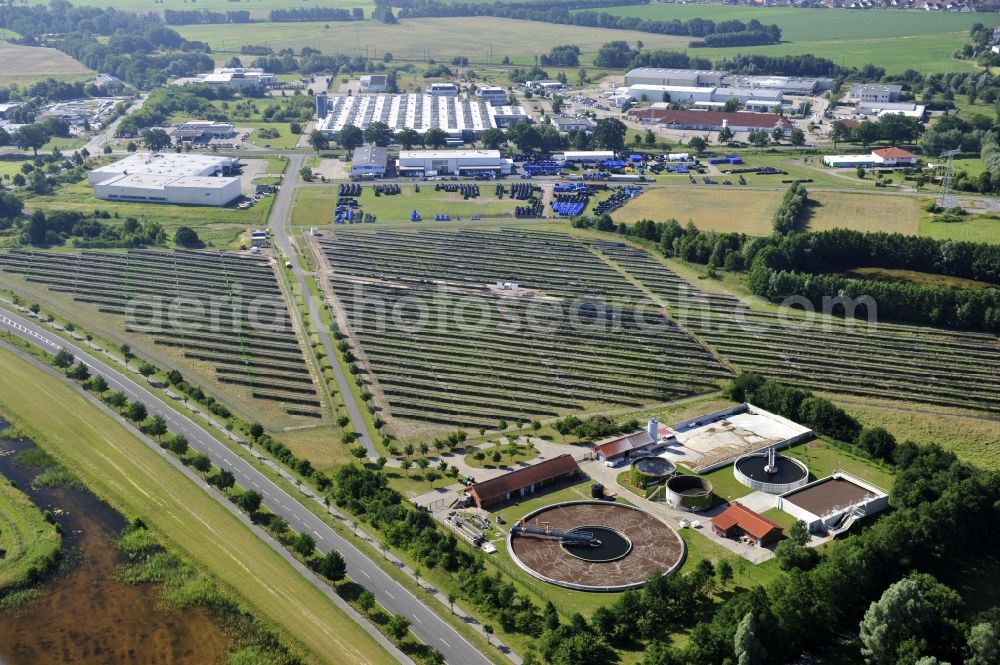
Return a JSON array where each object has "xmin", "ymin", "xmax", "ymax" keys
[{"xmin": 0, "ymin": 419, "xmax": 231, "ymax": 665}]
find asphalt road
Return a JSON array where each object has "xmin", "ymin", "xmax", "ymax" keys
[
  {"xmin": 268, "ymin": 153, "xmax": 377, "ymax": 457},
  {"xmin": 0, "ymin": 307, "xmax": 493, "ymax": 665}
]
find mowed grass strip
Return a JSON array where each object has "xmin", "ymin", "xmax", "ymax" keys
[
  {"xmin": 614, "ymin": 187, "xmax": 920, "ymax": 236},
  {"xmin": 0, "ymin": 475, "xmax": 61, "ymax": 589},
  {"xmin": 0, "ymin": 347, "xmax": 394, "ymax": 665},
  {"xmin": 0, "ymin": 42, "xmax": 93, "ymax": 85}
]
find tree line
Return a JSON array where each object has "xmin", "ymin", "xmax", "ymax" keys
[
  {"xmin": 163, "ymin": 9, "xmax": 251, "ymax": 25},
  {"xmin": 386, "ymin": 0, "xmax": 780, "ymax": 44},
  {"xmin": 771, "ymin": 182, "xmax": 809, "ymax": 235},
  {"xmin": 269, "ymin": 7, "xmax": 365, "ymax": 22}
]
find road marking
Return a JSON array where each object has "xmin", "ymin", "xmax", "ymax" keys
[
  {"xmin": 441, "ymin": 639, "xmax": 451, "ymax": 648},
  {"xmin": 360, "ymin": 570, "xmax": 370, "ymax": 578},
  {"xmin": 385, "ymin": 591, "xmax": 395, "ymax": 600},
  {"xmin": 252, "ymin": 482, "xmax": 260, "ymax": 488},
  {"xmin": 413, "ymin": 616, "xmax": 422, "ymax": 624}
]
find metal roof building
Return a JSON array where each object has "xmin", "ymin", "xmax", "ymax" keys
[
  {"xmin": 316, "ymin": 94, "xmax": 518, "ymax": 139},
  {"xmin": 397, "ymin": 149, "xmax": 513, "ymax": 175},
  {"xmin": 88, "ymin": 153, "xmax": 241, "ymax": 206}
]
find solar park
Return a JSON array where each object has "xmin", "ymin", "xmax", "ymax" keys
[{"xmin": 314, "ymin": 228, "xmax": 732, "ymax": 431}]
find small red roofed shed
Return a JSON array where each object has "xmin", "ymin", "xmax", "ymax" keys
[{"xmin": 711, "ymin": 502, "xmax": 784, "ymax": 546}]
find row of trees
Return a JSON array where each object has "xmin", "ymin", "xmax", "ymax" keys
[
  {"xmin": 163, "ymin": 9, "xmax": 251, "ymax": 25},
  {"xmin": 832, "ymin": 114, "xmax": 922, "ymax": 148},
  {"xmin": 771, "ymin": 182, "xmax": 809, "ymax": 235},
  {"xmin": 269, "ymin": 7, "xmax": 363, "ymax": 22}
]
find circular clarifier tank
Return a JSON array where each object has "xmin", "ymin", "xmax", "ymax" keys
[
  {"xmin": 561, "ymin": 526, "xmax": 632, "ymax": 562},
  {"xmin": 734, "ymin": 453, "xmax": 809, "ymax": 494}
]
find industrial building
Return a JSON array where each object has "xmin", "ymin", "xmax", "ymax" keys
[
  {"xmin": 315, "ymin": 93, "xmax": 527, "ymax": 141},
  {"xmin": 618, "ymin": 84, "xmax": 783, "ymax": 111},
  {"xmin": 525, "ymin": 80, "xmax": 566, "ymax": 93},
  {"xmin": 351, "ymin": 144, "xmax": 389, "ymax": 178},
  {"xmin": 623, "ymin": 68, "xmax": 832, "ymax": 95},
  {"xmin": 466, "ymin": 454, "xmax": 580, "ymax": 509},
  {"xmin": 427, "ymin": 82, "xmax": 460, "ymax": 96},
  {"xmin": 823, "ymin": 147, "xmax": 920, "ymax": 168},
  {"xmin": 180, "ymin": 67, "xmax": 275, "ymax": 89},
  {"xmin": 171, "ymin": 120, "xmax": 235, "ymax": 142},
  {"xmin": 856, "ymin": 102, "xmax": 927, "ymax": 119},
  {"xmin": 593, "ymin": 419, "xmax": 676, "ymax": 464},
  {"xmin": 849, "ymin": 83, "xmax": 903, "ymax": 103},
  {"xmin": 0, "ymin": 102, "xmax": 22, "ymax": 120},
  {"xmin": 475, "ymin": 86, "xmax": 509, "ymax": 106},
  {"xmin": 550, "ymin": 116, "xmax": 596, "ymax": 133},
  {"xmin": 627, "ymin": 109, "xmax": 793, "ymax": 136},
  {"xmin": 88, "ymin": 153, "xmax": 242, "ymax": 206},
  {"xmin": 559, "ymin": 150, "xmax": 615, "ymax": 162},
  {"xmin": 625, "ymin": 68, "xmax": 726, "ymax": 87},
  {"xmin": 396, "ymin": 149, "xmax": 513, "ymax": 176},
  {"xmin": 778, "ymin": 472, "xmax": 889, "ymax": 534},
  {"xmin": 360, "ymin": 74, "xmax": 388, "ymax": 93},
  {"xmin": 710, "ymin": 503, "xmax": 784, "ymax": 546}
]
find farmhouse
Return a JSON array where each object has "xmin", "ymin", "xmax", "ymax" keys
[
  {"xmin": 466, "ymin": 454, "xmax": 580, "ymax": 509},
  {"xmin": 360, "ymin": 74, "xmax": 388, "ymax": 93},
  {"xmin": 316, "ymin": 94, "xmax": 524, "ymax": 140},
  {"xmin": 710, "ymin": 503, "xmax": 784, "ymax": 546},
  {"xmin": 550, "ymin": 116, "xmax": 596, "ymax": 133},
  {"xmin": 626, "ymin": 109, "xmax": 793, "ymax": 136},
  {"xmin": 88, "ymin": 153, "xmax": 241, "ymax": 206},
  {"xmin": 778, "ymin": 472, "xmax": 889, "ymax": 534},
  {"xmin": 396, "ymin": 149, "xmax": 514, "ymax": 176},
  {"xmin": 593, "ymin": 419, "xmax": 676, "ymax": 464},
  {"xmin": 822, "ymin": 146, "xmax": 919, "ymax": 168},
  {"xmin": 351, "ymin": 144, "xmax": 389, "ymax": 178},
  {"xmin": 171, "ymin": 120, "xmax": 235, "ymax": 142}
]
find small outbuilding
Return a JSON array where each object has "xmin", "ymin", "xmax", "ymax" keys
[
  {"xmin": 351, "ymin": 145, "xmax": 389, "ymax": 178},
  {"xmin": 710, "ymin": 502, "xmax": 784, "ymax": 546}
]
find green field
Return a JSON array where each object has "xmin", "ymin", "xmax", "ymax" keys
[
  {"xmin": 174, "ymin": 16, "xmax": 691, "ymax": 65},
  {"xmin": 292, "ymin": 184, "xmax": 522, "ymax": 226},
  {"xmin": 920, "ymin": 211, "xmax": 1000, "ymax": 244},
  {"xmin": 581, "ymin": 5, "xmax": 985, "ymax": 74},
  {"xmin": 21, "ymin": 178, "xmax": 271, "ymax": 249},
  {"xmin": 0, "ymin": 470, "xmax": 61, "ymax": 590},
  {"xmin": 96, "ymin": 0, "xmax": 373, "ymax": 19},
  {"xmin": 0, "ymin": 42, "xmax": 93, "ymax": 86},
  {"xmin": 0, "ymin": 347, "xmax": 394, "ymax": 665},
  {"xmin": 840, "ymin": 267, "xmax": 996, "ymax": 291}
]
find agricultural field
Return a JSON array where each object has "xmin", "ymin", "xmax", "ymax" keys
[
  {"xmin": 314, "ymin": 227, "xmax": 732, "ymax": 433},
  {"xmin": 97, "ymin": 0, "xmax": 373, "ymax": 19},
  {"xmin": 292, "ymin": 184, "xmax": 525, "ymax": 227},
  {"xmin": 173, "ymin": 17, "xmax": 692, "ymax": 66},
  {"xmin": 579, "ymin": 5, "xmax": 985, "ymax": 74},
  {"xmin": 613, "ymin": 187, "xmax": 921, "ymax": 236},
  {"xmin": 595, "ymin": 242, "xmax": 1000, "ymax": 414},
  {"xmin": 0, "ymin": 42, "xmax": 93, "ymax": 86},
  {"xmin": 0, "ymin": 469, "xmax": 61, "ymax": 590},
  {"xmin": 21, "ymin": 177, "xmax": 271, "ymax": 250},
  {"xmin": 0, "ymin": 250, "xmax": 325, "ymax": 426}
]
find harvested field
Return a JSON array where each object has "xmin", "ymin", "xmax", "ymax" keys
[
  {"xmin": 0, "ymin": 42, "xmax": 92, "ymax": 85},
  {"xmin": 314, "ymin": 228, "xmax": 731, "ymax": 431},
  {"xmin": 596, "ymin": 243, "xmax": 1000, "ymax": 414},
  {"xmin": 613, "ymin": 188, "xmax": 921, "ymax": 236},
  {"xmin": 0, "ymin": 249, "xmax": 323, "ymax": 420}
]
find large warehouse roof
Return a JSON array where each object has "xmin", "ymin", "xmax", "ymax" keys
[{"xmin": 317, "ymin": 94, "xmax": 514, "ymax": 136}]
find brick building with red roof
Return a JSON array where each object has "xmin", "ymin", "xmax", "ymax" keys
[
  {"xmin": 466, "ymin": 454, "xmax": 580, "ymax": 509},
  {"xmin": 711, "ymin": 502, "xmax": 784, "ymax": 546},
  {"xmin": 626, "ymin": 109, "xmax": 793, "ymax": 136}
]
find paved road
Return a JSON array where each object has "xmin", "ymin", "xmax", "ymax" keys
[
  {"xmin": 83, "ymin": 94, "xmax": 147, "ymax": 155},
  {"xmin": 267, "ymin": 153, "xmax": 378, "ymax": 457},
  {"xmin": 0, "ymin": 307, "xmax": 493, "ymax": 665}
]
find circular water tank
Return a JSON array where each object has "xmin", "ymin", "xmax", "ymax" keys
[
  {"xmin": 733, "ymin": 453, "xmax": 809, "ymax": 494},
  {"xmin": 629, "ymin": 456, "xmax": 676, "ymax": 487},
  {"xmin": 665, "ymin": 475, "xmax": 714, "ymax": 512}
]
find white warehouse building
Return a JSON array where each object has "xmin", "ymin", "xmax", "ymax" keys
[
  {"xmin": 88, "ymin": 153, "xmax": 242, "ymax": 206},
  {"xmin": 397, "ymin": 150, "xmax": 513, "ymax": 176}
]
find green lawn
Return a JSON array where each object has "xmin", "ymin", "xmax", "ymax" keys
[
  {"xmin": 22, "ymin": 178, "xmax": 270, "ymax": 249},
  {"xmin": 292, "ymin": 184, "xmax": 522, "ymax": 226},
  {"xmin": 464, "ymin": 442, "xmax": 538, "ymax": 469},
  {"xmin": 0, "ymin": 158, "xmax": 31, "ymax": 180},
  {"xmin": 0, "ymin": 470, "xmax": 62, "ymax": 590},
  {"xmin": 0, "ymin": 347, "xmax": 394, "ymax": 665},
  {"xmin": 920, "ymin": 211, "xmax": 1000, "ymax": 244},
  {"xmin": 243, "ymin": 122, "xmax": 304, "ymax": 150},
  {"xmin": 783, "ymin": 439, "xmax": 895, "ymax": 491},
  {"xmin": 760, "ymin": 508, "xmax": 800, "ymax": 533}
]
